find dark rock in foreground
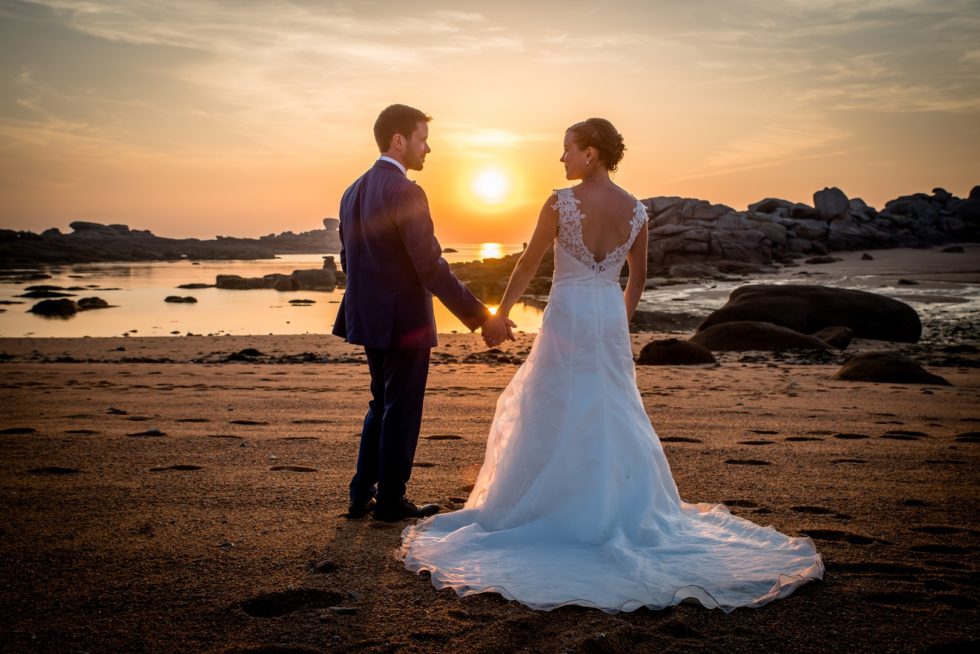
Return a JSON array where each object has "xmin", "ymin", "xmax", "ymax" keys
[
  {"xmin": 834, "ymin": 352, "xmax": 951, "ymax": 386},
  {"xmin": 637, "ymin": 338, "xmax": 716, "ymax": 365},
  {"xmin": 691, "ymin": 321, "xmax": 831, "ymax": 352},
  {"xmin": 29, "ymin": 298, "xmax": 78, "ymax": 317},
  {"xmin": 812, "ymin": 326, "xmax": 854, "ymax": 350},
  {"xmin": 164, "ymin": 296, "xmax": 197, "ymax": 303},
  {"xmin": 698, "ymin": 285, "xmax": 922, "ymax": 343}
]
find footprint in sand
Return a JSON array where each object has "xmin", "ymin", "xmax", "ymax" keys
[
  {"xmin": 208, "ymin": 434, "xmax": 243, "ymax": 440},
  {"xmin": 832, "ymin": 458, "xmax": 866, "ymax": 464},
  {"xmin": 723, "ymin": 499, "xmax": 758, "ymax": 508},
  {"xmin": 425, "ymin": 434, "xmax": 463, "ymax": 441},
  {"xmin": 724, "ymin": 459, "xmax": 771, "ymax": 465},
  {"xmin": 792, "ymin": 506, "xmax": 835, "ymax": 515},
  {"xmin": 279, "ymin": 436, "xmax": 319, "ymax": 442},
  {"xmin": 150, "ymin": 464, "xmax": 204, "ymax": 472},
  {"xmin": 862, "ymin": 591, "xmax": 928, "ymax": 605},
  {"xmin": 833, "ymin": 433, "xmax": 870, "ymax": 440},
  {"xmin": 413, "ymin": 462, "xmax": 436, "ymax": 468},
  {"xmin": 127, "ymin": 429, "xmax": 166, "ymax": 437},
  {"xmin": 125, "ymin": 416, "xmax": 153, "ymax": 422},
  {"xmin": 107, "ymin": 407, "xmax": 128, "ymax": 415},
  {"xmin": 801, "ymin": 529, "xmax": 877, "ymax": 545},
  {"xmin": 785, "ymin": 436, "xmax": 823, "ymax": 442},
  {"xmin": 954, "ymin": 432, "xmax": 980, "ymax": 443},
  {"xmin": 176, "ymin": 418, "xmax": 210, "ymax": 423},
  {"xmin": 748, "ymin": 429, "xmax": 779, "ymax": 435},
  {"xmin": 230, "ymin": 420, "xmax": 269, "ymax": 426},
  {"xmin": 239, "ymin": 589, "xmax": 347, "ymax": 618},
  {"xmin": 911, "ymin": 526, "xmax": 964, "ymax": 535},
  {"xmin": 738, "ymin": 440, "xmax": 775, "ymax": 445},
  {"xmin": 909, "ymin": 544, "xmax": 970, "ymax": 555},
  {"xmin": 269, "ymin": 465, "xmax": 318, "ymax": 473},
  {"xmin": 660, "ymin": 436, "xmax": 702, "ymax": 443},
  {"xmin": 65, "ymin": 429, "xmax": 99, "ymax": 435},
  {"xmin": 806, "ymin": 430, "xmax": 833, "ymax": 435},
  {"xmin": 902, "ymin": 498, "xmax": 930, "ymax": 507},
  {"xmin": 832, "ymin": 561, "xmax": 926, "ymax": 576},
  {"xmin": 292, "ymin": 419, "xmax": 332, "ymax": 424},
  {"xmin": 28, "ymin": 466, "xmax": 80, "ymax": 475},
  {"xmin": 880, "ymin": 430, "xmax": 928, "ymax": 440},
  {"xmin": 1, "ymin": 427, "xmax": 36, "ymax": 434}
]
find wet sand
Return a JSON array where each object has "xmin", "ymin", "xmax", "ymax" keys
[{"xmin": 0, "ymin": 334, "xmax": 978, "ymax": 653}]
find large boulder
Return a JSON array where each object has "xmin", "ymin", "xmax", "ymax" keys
[
  {"xmin": 834, "ymin": 352, "xmax": 950, "ymax": 385},
  {"xmin": 690, "ymin": 321, "xmax": 831, "ymax": 351},
  {"xmin": 814, "ymin": 187, "xmax": 850, "ymax": 220},
  {"xmin": 698, "ymin": 284, "xmax": 922, "ymax": 343},
  {"xmin": 637, "ymin": 338, "xmax": 716, "ymax": 364},
  {"xmin": 290, "ymin": 268, "xmax": 336, "ymax": 290}
]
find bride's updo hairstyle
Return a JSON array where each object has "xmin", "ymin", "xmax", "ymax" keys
[{"xmin": 567, "ymin": 118, "xmax": 626, "ymax": 172}]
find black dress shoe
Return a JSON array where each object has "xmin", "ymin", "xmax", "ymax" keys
[
  {"xmin": 373, "ymin": 498, "xmax": 440, "ymax": 522},
  {"xmin": 347, "ymin": 497, "xmax": 376, "ymax": 518}
]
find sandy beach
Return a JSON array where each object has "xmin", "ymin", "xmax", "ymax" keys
[{"xmin": 0, "ymin": 332, "xmax": 978, "ymax": 653}]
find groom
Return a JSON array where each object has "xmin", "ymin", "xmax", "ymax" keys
[{"xmin": 333, "ymin": 104, "xmax": 514, "ymax": 522}]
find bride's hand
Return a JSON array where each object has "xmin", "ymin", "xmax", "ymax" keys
[{"xmin": 481, "ymin": 315, "xmax": 517, "ymax": 347}]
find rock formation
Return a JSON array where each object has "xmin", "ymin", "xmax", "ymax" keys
[
  {"xmin": 697, "ymin": 284, "xmax": 922, "ymax": 343},
  {"xmin": 0, "ymin": 219, "xmax": 342, "ymax": 267},
  {"xmin": 834, "ymin": 352, "xmax": 951, "ymax": 385},
  {"xmin": 641, "ymin": 185, "xmax": 979, "ymax": 275}
]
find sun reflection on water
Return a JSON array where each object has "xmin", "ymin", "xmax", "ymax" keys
[{"xmin": 479, "ymin": 242, "xmax": 504, "ymax": 260}]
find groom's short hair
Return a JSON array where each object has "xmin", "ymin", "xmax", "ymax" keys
[{"xmin": 374, "ymin": 104, "xmax": 431, "ymax": 152}]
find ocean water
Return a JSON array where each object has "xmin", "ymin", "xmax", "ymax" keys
[
  {"xmin": 2, "ymin": 245, "xmax": 977, "ymax": 340},
  {"xmin": 0, "ymin": 245, "xmax": 540, "ymax": 338}
]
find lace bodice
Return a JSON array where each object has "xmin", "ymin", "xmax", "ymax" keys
[{"xmin": 551, "ymin": 188, "xmax": 648, "ymax": 280}]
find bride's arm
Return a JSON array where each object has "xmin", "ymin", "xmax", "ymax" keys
[
  {"xmin": 624, "ymin": 222, "xmax": 648, "ymax": 321},
  {"xmin": 496, "ymin": 198, "xmax": 559, "ymax": 319}
]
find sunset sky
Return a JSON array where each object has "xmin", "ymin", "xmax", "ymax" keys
[{"xmin": 2, "ymin": 0, "xmax": 978, "ymax": 242}]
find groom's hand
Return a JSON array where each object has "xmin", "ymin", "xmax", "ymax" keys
[{"xmin": 481, "ymin": 315, "xmax": 516, "ymax": 348}]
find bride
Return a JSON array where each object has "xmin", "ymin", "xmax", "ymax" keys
[{"xmin": 399, "ymin": 118, "xmax": 824, "ymax": 612}]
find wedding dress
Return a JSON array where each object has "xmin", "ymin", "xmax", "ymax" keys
[{"xmin": 400, "ymin": 188, "xmax": 824, "ymax": 612}]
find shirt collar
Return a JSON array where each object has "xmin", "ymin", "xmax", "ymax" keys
[{"xmin": 378, "ymin": 155, "xmax": 407, "ymax": 176}]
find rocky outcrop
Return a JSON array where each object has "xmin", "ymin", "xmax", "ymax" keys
[
  {"xmin": 215, "ymin": 257, "xmax": 339, "ymax": 292},
  {"xmin": 642, "ymin": 185, "xmax": 979, "ymax": 274},
  {"xmin": 164, "ymin": 296, "xmax": 197, "ymax": 303},
  {"xmin": 690, "ymin": 321, "xmax": 831, "ymax": 352},
  {"xmin": 636, "ymin": 338, "xmax": 716, "ymax": 364},
  {"xmin": 698, "ymin": 284, "xmax": 922, "ymax": 343},
  {"xmin": 834, "ymin": 352, "xmax": 951, "ymax": 385},
  {"xmin": 0, "ymin": 219, "xmax": 342, "ymax": 267}
]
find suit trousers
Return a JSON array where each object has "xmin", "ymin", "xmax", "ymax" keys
[{"xmin": 349, "ymin": 346, "xmax": 431, "ymax": 508}]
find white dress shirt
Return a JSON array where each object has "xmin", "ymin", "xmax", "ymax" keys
[{"xmin": 378, "ymin": 155, "xmax": 407, "ymax": 176}]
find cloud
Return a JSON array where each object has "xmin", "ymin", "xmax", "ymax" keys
[{"xmin": 671, "ymin": 122, "xmax": 851, "ymax": 182}]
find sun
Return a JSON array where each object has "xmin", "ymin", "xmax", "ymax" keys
[{"xmin": 472, "ymin": 168, "xmax": 510, "ymax": 204}]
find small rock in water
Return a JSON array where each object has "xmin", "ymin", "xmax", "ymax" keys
[
  {"xmin": 897, "ymin": 279, "xmax": 919, "ymax": 286},
  {"xmin": 861, "ymin": 253, "xmax": 874, "ymax": 260},
  {"xmin": 164, "ymin": 296, "xmax": 198, "ymax": 303}
]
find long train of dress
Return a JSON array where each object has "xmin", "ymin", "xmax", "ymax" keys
[{"xmin": 399, "ymin": 189, "xmax": 823, "ymax": 612}]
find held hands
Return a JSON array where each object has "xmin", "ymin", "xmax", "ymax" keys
[{"xmin": 481, "ymin": 314, "xmax": 517, "ymax": 348}]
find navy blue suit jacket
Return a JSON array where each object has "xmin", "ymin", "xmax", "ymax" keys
[{"xmin": 332, "ymin": 159, "xmax": 490, "ymax": 349}]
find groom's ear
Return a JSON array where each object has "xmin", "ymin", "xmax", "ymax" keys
[{"xmin": 390, "ymin": 132, "xmax": 406, "ymax": 151}]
